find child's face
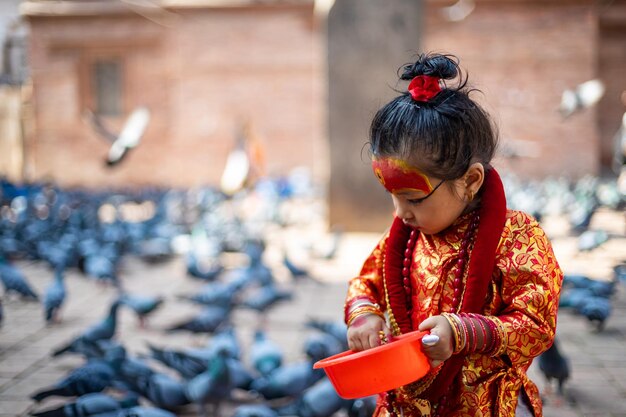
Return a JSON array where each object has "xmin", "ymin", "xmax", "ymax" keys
[
  {"xmin": 372, "ymin": 156, "xmax": 469, "ymax": 235},
  {"xmin": 389, "ymin": 179, "xmax": 468, "ymax": 235}
]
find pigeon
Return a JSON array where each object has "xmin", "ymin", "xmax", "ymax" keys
[
  {"xmin": 559, "ymin": 79, "xmax": 605, "ymax": 119},
  {"xmin": 282, "ymin": 251, "xmax": 311, "ymax": 281},
  {"xmin": 165, "ymin": 304, "xmax": 231, "ymax": 334},
  {"xmin": 275, "ymin": 378, "xmax": 350, "ymax": 417},
  {"xmin": 538, "ymin": 338, "xmax": 571, "ymax": 402},
  {"xmin": 125, "ymin": 372, "xmax": 190, "ymax": 411},
  {"xmin": 177, "ymin": 281, "xmax": 238, "ymax": 308},
  {"xmin": 31, "ymin": 360, "xmax": 116, "ymax": 402},
  {"xmin": 85, "ymin": 106, "xmax": 150, "ymax": 167},
  {"xmin": 82, "ymin": 254, "xmax": 118, "ymax": 286},
  {"xmin": 249, "ymin": 329, "xmax": 284, "ymax": 377},
  {"xmin": 146, "ymin": 343, "xmax": 208, "ymax": 380},
  {"xmin": 232, "ymin": 404, "xmax": 279, "ymax": 417},
  {"xmin": 305, "ymin": 317, "xmax": 349, "ymax": 350},
  {"xmin": 577, "ymin": 229, "xmax": 609, "ymax": 252},
  {"xmin": 114, "ymin": 350, "xmax": 158, "ymax": 390},
  {"xmin": 185, "ymin": 252, "xmax": 224, "ymax": 281},
  {"xmin": 569, "ymin": 200, "xmax": 598, "ymax": 233},
  {"xmin": 136, "ymin": 237, "xmax": 173, "ymax": 264},
  {"xmin": 43, "ymin": 268, "xmax": 66, "ymax": 324},
  {"xmin": 249, "ymin": 360, "xmax": 325, "ymax": 400},
  {"xmin": 0, "ymin": 259, "xmax": 39, "ymax": 300},
  {"xmin": 203, "ymin": 325, "xmax": 242, "ymax": 360},
  {"xmin": 614, "ymin": 263, "xmax": 626, "ymax": 282},
  {"xmin": 439, "ymin": 0, "xmax": 475, "ymax": 22},
  {"xmin": 311, "ymin": 227, "xmax": 343, "ymax": 260},
  {"xmin": 303, "ymin": 333, "xmax": 343, "ymax": 362},
  {"xmin": 561, "ymin": 274, "xmax": 616, "ymax": 301},
  {"xmin": 118, "ymin": 293, "xmax": 164, "ymax": 328},
  {"xmin": 562, "ymin": 274, "xmax": 592, "ymax": 289},
  {"xmin": 243, "ymin": 239, "xmax": 266, "ymax": 266},
  {"xmin": 114, "ymin": 407, "xmax": 178, "ymax": 417},
  {"xmin": 29, "ymin": 392, "xmax": 139, "ymax": 417},
  {"xmin": 558, "ymin": 287, "xmax": 594, "ymax": 310},
  {"xmin": 347, "ymin": 395, "xmax": 378, "ymax": 417},
  {"xmin": 52, "ymin": 299, "xmax": 122, "ymax": 357},
  {"xmin": 577, "ymin": 296, "xmax": 612, "ymax": 331},
  {"xmin": 185, "ymin": 348, "xmax": 236, "ymax": 417},
  {"xmin": 238, "ymin": 284, "xmax": 293, "ymax": 314}
]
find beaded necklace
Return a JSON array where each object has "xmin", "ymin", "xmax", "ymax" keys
[{"xmin": 400, "ymin": 210, "xmax": 480, "ymax": 317}]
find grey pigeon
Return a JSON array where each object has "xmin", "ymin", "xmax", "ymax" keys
[
  {"xmin": 185, "ymin": 252, "xmax": 224, "ymax": 281},
  {"xmin": 303, "ymin": 333, "xmax": 343, "ymax": 362},
  {"xmin": 43, "ymin": 268, "xmax": 66, "ymax": 324},
  {"xmin": 114, "ymin": 406, "xmax": 177, "ymax": 417},
  {"xmin": 538, "ymin": 338, "xmax": 571, "ymax": 398},
  {"xmin": 249, "ymin": 329, "xmax": 283, "ymax": 377},
  {"xmin": 232, "ymin": 404, "xmax": 278, "ymax": 417},
  {"xmin": 29, "ymin": 392, "xmax": 139, "ymax": 417},
  {"xmin": 577, "ymin": 296, "xmax": 612, "ymax": 331},
  {"xmin": 275, "ymin": 378, "xmax": 350, "ymax": 417},
  {"xmin": 52, "ymin": 299, "xmax": 121, "ymax": 357},
  {"xmin": 146, "ymin": 343, "xmax": 208, "ymax": 379},
  {"xmin": 185, "ymin": 348, "xmax": 236, "ymax": 417},
  {"xmin": 30, "ymin": 360, "xmax": 115, "ymax": 402},
  {"xmin": 126, "ymin": 372, "xmax": 190, "ymax": 411},
  {"xmin": 203, "ymin": 325, "xmax": 241, "ymax": 360},
  {"xmin": 165, "ymin": 305, "xmax": 230, "ymax": 334},
  {"xmin": 0, "ymin": 259, "xmax": 39, "ymax": 300},
  {"xmin": 177, "ymin": 281, "xmax": 238, "ymax": 308},
  {"xmin": 305, "ymin": 317, "xmax": 348, "ymax": 350},
  {"xmin": 238, "ymin": 284, "xmax": 292, "ymax": 314},
  {"xmin": 347, "ymin": 395, "xmax": 377, "ymax": 417},
  {"xmin": 118, "ymin": 293, "xmax": 164, "ymax": 328},
  {"xmin": 249, "ymin": 360, "xmax": 325, "ymax": 400}
]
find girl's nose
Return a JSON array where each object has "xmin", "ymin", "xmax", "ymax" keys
[{"xmin": 393, "ymin": 198, "xmax": 413, "ymax": 220}]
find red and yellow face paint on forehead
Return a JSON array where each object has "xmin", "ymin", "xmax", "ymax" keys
[{"xmin": 371, "ymin": 157, "xmax": 434, "ymax": 195}]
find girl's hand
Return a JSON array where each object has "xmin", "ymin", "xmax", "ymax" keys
[
  {"xmin": 418, "ymin": 315, "xmax": 455, "ymax": 368},
  {"xmin": 347, "ymin": 314, "xmax": 389, "ymax": 351}
]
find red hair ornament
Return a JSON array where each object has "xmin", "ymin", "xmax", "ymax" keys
[{"xmin": 408, "ymin": 75, "xmax": 441, "ymax": 102}]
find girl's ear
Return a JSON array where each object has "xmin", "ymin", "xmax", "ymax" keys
[{"xmin": 464, "ymin": 162, "xmax": 485, "ymax": 195}]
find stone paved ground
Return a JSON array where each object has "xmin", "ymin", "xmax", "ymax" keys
[{"xmin": 0, "ymin": 208, "xmax": 625, "ymax": 417}]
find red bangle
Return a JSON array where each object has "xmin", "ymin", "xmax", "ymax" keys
[
  {"xmin": 472, "ymin": 314, "xmax": 489, "ymax": 350},
  {"xmin": 484, "ymin": 317, "xmax": 498, "ymax": 354}
]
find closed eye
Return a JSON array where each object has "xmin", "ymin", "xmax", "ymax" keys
[{"xmin": 407, "ymin": 196, "xmax": 428, "ymax": 205}]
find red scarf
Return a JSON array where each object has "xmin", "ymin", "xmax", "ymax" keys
[{"xmin": 384, "ymin": 168, "xmax": 507, "ymax": 403}]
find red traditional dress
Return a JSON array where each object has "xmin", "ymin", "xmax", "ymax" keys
[{"xmin": 345, "ymin": 174, "xmax": 563, "ymax": 417}]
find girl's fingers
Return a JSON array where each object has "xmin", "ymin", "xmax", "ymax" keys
[
  {"xmin": 418, "ymin": 316, "xmax": 437, "ymax": 332},
  {"xmin": 422, "ymin": 334, "xmax": 440, "ymax": 346},
  {"xmin": 429, "ymin": 358, "xmax": 443, "ymax": 368},
  {"xmin": 349, "ymin": 337, "xmax": 362, "ymax": 352},
  {"xmin": 368, "ymin": 332, "xmax": 380, "ymax": 348}
]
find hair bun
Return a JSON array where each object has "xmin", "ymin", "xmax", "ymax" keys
[{"xmin": 400, "ymin": 53, "xmax": 459, "ymax": 81}]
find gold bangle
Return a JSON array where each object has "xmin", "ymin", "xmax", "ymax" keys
[
  {"xmin": 347, "ymin": 305, "xmax": 385, "ymax": 327},
  {"xmin": 442, "ymin": 312, "xmax": 465, "ymax": 354}
]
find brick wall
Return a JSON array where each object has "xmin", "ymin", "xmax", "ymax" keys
[
  {"xmin": 24, "ymin": 4, "xmax": 325, "ymax": 189},
  {"xmin": 424, "ymin": 0, "xmax": 601, "ymax": 179}
]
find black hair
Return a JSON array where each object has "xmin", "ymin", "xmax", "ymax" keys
[{"xmin": 369, "ymin": 53, "xmax": 498, "ymax": 180}]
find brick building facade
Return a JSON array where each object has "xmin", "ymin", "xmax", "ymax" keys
[
  {"xmin": 20, "ymin": 0, "xmax": 325, "ymax": 188},
  {"xmin": 17, "ymin": 0, "xmax": 626, "ymax": 230}
]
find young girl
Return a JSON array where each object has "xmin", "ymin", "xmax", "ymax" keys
[{"xmin": 344, "ymin": 53, "xmax": 563, "ymax": 417}]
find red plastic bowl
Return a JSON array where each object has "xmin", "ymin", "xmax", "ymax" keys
[{"xmin": 313, "ymin": 330, "xmax": 430, "ymax": 399}]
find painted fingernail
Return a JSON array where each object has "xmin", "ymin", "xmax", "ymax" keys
[{"xmin": 422, "ymin": 334, "xmax": 440, "ymax": 346}]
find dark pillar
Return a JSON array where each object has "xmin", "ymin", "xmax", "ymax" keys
[{"xmin": 327, "ymin": 0, "xmax": 422, "ymax": 232}]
